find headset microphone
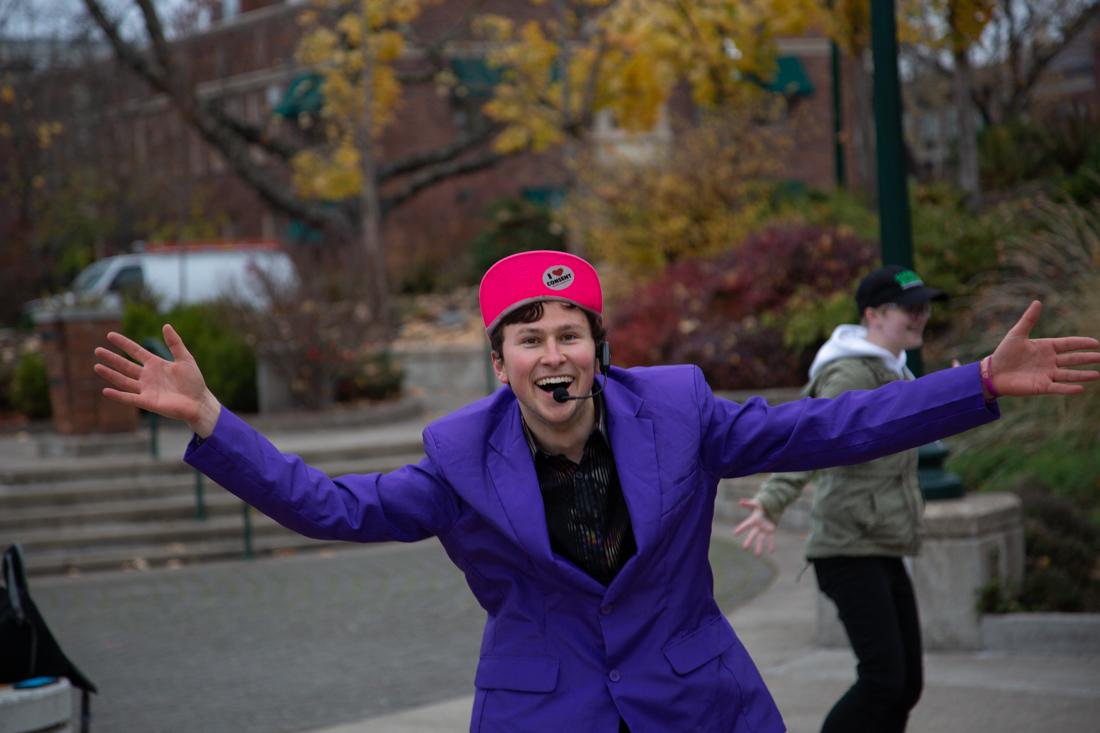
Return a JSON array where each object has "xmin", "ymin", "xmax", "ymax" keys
[
  {"xmin": 552, "ymin": 377, "xmax": 604, "ymax": 403},
  {"xmin": 551, "ymin": 340, "xmax": 611, "ymax": 403}
]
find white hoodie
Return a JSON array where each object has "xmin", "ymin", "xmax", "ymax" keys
[{"xmin": 807, "ymin": 324, "xmax": 912, "ymax": 381}]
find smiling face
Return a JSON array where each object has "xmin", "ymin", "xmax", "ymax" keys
[
  {"xmin": 863, "ymin": 301, "xmax": 932, "ymax": 356},
  {"xmin": 491, "ymin": 301, "xmax": 598, "ymax": 445}
]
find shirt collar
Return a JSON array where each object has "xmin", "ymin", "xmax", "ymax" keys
[{"xmin": 521, "ymin": 393, "xmax": 607, "ymax": 458}]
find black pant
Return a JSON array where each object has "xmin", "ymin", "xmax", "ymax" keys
[{"xmin": 813, "ymin": 556, "xmax": 923, "ymax": 733}]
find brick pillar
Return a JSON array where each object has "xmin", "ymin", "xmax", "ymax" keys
[{"xmin": 33, "ymin": 303, "xmax": 138, "ymax": 434}]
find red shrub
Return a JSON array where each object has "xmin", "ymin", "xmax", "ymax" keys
[{"xmin": 609, "ymin": 225, "xmax": 876, "ymax": 388}]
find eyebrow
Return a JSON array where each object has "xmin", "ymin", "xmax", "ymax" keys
[{"xmin": 512, "ymin": 323, "xmax": 584, "ymax": 338}]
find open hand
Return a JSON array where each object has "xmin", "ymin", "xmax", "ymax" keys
[
  {"xmin": 732, "ymin": 498, "xmax": 777, "ymax": 556},
  {"xmin": 989, "ymin": 301, "xmax": 1100, "ymax": 396},
  {"xmin": 94, "ymin": 324, "xmax": 221, "ymax": 437}
]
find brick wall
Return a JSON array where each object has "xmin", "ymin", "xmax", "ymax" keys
[{"xmin": 37, "ymin": 311, "xmax": 138, "ymax": 434}]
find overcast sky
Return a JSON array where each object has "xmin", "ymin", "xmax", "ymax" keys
[{"xmin": 0, "ymin": 0, "xmax": 222, "ymax": 39}]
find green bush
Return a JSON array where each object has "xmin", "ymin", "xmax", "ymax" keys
[
  {"xmin": 948, "ymin": 433, "xmax": 1100, "ymax": 518},
  {"xmin": 609, "ymin": 224, "xmax": 877, "ymax": 388},
  {"xmin": 909, "ymin": 184, "xmax": 1013, "ymax": 300},
  {"xmin": 122, "ymin": 300, "xmax": 258, "ymax": 413},
  {"xmin": 1017, "ymin": 483, "xmax": 1100, "ymax": 612},
  {"xmin": 468, "ymin": 197, "xmax": 566, "ymax": 284},
  {"xmin": 0, "ymin": 356, "xmax": 14, "ymax": 413},
  {"xmin": 762, "ymin": 181, "xmax": 1009, "ymax": 302},
  {"xmin": 9, "ymin": 351, "xmax": 51, "ymax": 419},
  {"xmin": 763, "ymin": 185, "xmax": 879, "ymax": 243},
  {"xmin": 979, "ymin": 110, "xmax": 1100, "ymax": 202}
]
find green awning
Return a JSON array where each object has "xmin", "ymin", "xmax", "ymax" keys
[
  {"xmin": 763, "ymin": 56, "xmax": 814, "ymax": 97},
  {"xmin": 522, "ymin": 186, "xmax": 565, "ymax": 209},
  {"xmin": 274, "ymin": 72, "xmax": 324, "ymax": 118},
  {"xmin": 450, "ymin": 58, "xmax": 503, "ymax": 100}
]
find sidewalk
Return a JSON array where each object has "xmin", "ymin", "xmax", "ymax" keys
[{"xmin": 303, "ymin": 526, "xmax": 1100, "ymax": 733}]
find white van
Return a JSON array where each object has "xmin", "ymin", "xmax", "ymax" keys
[{"xmin": 64, "ymin": 242, "xmax": 296, "ymax": 310}]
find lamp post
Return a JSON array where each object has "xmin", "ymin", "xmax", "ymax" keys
[
  {"xmin": 870, "ymin": 0, "xmax": 923, "ymax": 378},
  {"xmin": 870, "ymin": 0, "xmax": 961, "ymax": 498}
]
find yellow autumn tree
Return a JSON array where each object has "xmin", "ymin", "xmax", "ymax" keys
[
  {"xmin": 470, "ymin": 0, "xmax": 825, "ymax": 275},
  {"xmin": 291, "ymin": 0, "xmax": 828, "ymax": 282},
  {"xmin": 291, "ymin": 0, "xmax": 420, "ymax": 201},
  {"xmin": 478, "ymin": 0, "xmax": 823, "ymax": 155},
  {"xmin": 566, "ymin": 99, "xmax": 791, "ymax": 284}
]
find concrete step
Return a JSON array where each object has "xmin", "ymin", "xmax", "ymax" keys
[
  {"xmin": 0, "ymin": 435, "xmax": 425, "ymax": 485},
  {"xmin": 0, "ymin": 491, "xmax": 249, "ymax": 531},
  {"xmin": 0, "ymin": 453, "xmax": 426, "ymax": 512},
  {"xmin": 17, "ymin": 530, "xmax": 364, "ymax": 577},
  {"xmin": 0, "ymin": 512, "xmax": 298, "ymax": 552}
]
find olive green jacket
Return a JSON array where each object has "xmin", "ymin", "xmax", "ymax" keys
[{"xmin": 753, "ymin": 356, "xmax": 923, "ymax": 558}]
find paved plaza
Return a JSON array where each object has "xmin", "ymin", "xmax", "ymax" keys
[{"xmin": 30, "ymin": 533, "xmax": 772, "ymax": 733}]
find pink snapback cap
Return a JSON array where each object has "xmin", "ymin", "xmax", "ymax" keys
[{"xmin": 479, "ymin": 250, "xmax": 603, "ymax": 332}]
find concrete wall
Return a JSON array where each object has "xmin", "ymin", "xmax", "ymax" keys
[{"xmin": 816, "ymin": 492, "xmax": 1025, "ymax": 651}]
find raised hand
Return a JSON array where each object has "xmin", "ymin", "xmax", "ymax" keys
[
  {"xmin": 732, "ymin": 498, "xmax": 777, "ymax": 556},
  {"xmin": 988, "ymin": 301, "xmax": 1100, "ymax": 397},
  {"xmin": 94, "ymin": 324, "xmax": 221, "ymax": 437}
]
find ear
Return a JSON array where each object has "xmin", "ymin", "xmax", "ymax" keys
[{"xmin": 491, "ymin": 351, "xmax": 509, "ymax": 385}]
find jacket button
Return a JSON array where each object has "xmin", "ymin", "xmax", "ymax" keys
[
  {"xmin": 608, "ymin": 669, "xmax": 621, "ymax": 682},
  {"xmin": 600, "ymin": 604, "xmax": 613, "ymax": 616}
]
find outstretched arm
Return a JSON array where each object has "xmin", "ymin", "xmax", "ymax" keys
[
  {"xmin": 93, "ymin": 324, "xmax": 222, "ymax": 437},
  {"xmin": 987, "ymin": 301, "xmax": 1100, "ymax": 397}
]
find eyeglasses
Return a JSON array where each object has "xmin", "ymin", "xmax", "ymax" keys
[{"xmin": 884, "ymin": 302, "xmax": 932, "ymax": 318}]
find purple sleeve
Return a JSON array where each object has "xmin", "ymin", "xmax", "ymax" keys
[
  {"xmin": 699, "ymin": 361, "xmax": 999, "ymax": 478},
  {"xmin": 184, "ymin": 408, "xmax": 459, "ymax": 542}
]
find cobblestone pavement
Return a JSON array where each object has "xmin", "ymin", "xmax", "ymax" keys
[{"xmin": 31, "ymin": 533, "xmax": 772, "ymax": 733}]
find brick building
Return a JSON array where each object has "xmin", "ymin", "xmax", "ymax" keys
[{"xmin": 10, "ymin": 0, "xmax": 862, "ymax": 290}]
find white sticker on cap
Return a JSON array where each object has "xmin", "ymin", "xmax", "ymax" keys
[{"xmin": 543, "ymin": 265, "xmax": 575, "ymax": 290}]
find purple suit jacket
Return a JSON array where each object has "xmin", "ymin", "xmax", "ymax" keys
[{"xmin": 186, "ymin": 362, "xmax": 997, "ymax": 732}]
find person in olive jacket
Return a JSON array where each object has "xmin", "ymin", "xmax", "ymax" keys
[{"xmin": 735, "ymin": 265, "xmax": 957, "ymax": 733}]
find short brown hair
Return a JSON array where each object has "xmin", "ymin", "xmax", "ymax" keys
[{"xmin": 489, "ymin": 301, "xmax": 606, "ymax": 360}]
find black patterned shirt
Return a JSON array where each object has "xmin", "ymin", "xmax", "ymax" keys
[{"xmin": 523, "ymin": 398, "xmax": 637, "ymax": 585}]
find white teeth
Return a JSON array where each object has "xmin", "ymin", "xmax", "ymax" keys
[{"xmin": 536, "ymin": 376, "xmax": 573, "ymax": 386}]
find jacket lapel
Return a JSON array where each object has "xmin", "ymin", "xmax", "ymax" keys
[
  {"xmin": 604, "ymin": 380, "xmax": 660, "ymax": 564},
  {"xmin": 485, "ymin": 379, "xmax": 660, "ymax": 593},
  {"xmin": 487, "ymin": 403, "xmax": 553, "ymax": 562}
]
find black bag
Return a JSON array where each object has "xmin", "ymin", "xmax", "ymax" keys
[{"xmin": 1, "ymin": 544, "xmax": 97, "ymax": 732}]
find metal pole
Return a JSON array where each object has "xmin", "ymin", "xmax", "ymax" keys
[
  {"xmin": 870, "ymin": 0, "xmax": 922, "ymax": 375},
  {"xmin": 831, "ymin": 38, "xmax": 846, "ymax": 189},
  {"xmin": 242, "ymin": 503, "xmax": 254, "ymax": 559},
  {"xmin": 871, "ymin": 0, "xmax": 913, "ymax": 269},
  {"xmin": 194, "ymin": 470, "xmax": 206, "ymax": 520},
  {"xmin": 149, "ymin": 412, "xmax": 159, "ymax": 459}
]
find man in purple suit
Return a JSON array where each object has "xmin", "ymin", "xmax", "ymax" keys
[{"xmin": 94, "ymin": 250, "xmax": 1099, "ymax": 732}]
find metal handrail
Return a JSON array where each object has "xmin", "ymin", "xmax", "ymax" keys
[{"xmin": 139, "ymin": 338, "xmax": 173, "ymax": 461}]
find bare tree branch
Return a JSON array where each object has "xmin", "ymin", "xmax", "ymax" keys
[
  {"xmin": 205, "ymin": 104, "xmax": 303, "ymax": 163},
  {"xmin": 134, "ymin": 0, "xmax": 173, "ymax": 78},
  {"xmin": 187, "ymin": 105, "xmax": 353, "ymax": 234},
  {"xmin": 81, "ymin": 0, "xmax": 353, "ymax": 234},
  {"xmin": 379, "ymin": 117, "xmax": 500, "ymax": 180},
  {"xmin": 382, "ymin": 148, "xmax": 514, "ymax": 213},
  {"xmin": 82, "ymin": 0, "xmax": 168, "ymax": 87},
  {"xmin": 1007, "ymin": 2, "xmax": 1100, "ymax": 118}
]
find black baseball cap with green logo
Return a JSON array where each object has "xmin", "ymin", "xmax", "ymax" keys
[{"xmin": 856, "ymin": 265, "xmax": 946, "ymax": 312}]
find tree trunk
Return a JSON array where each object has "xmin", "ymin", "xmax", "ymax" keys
[
  {"xmin": 953, "ymin": 46, "xmax": 981, "ymax": 208},
  {"xmin": 360, "ymin": 13, "xmax": 391, "ymax": 338},
  {"xmin": 850, "ymin": 51, "xmax": 878, "ymax": 206}
]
